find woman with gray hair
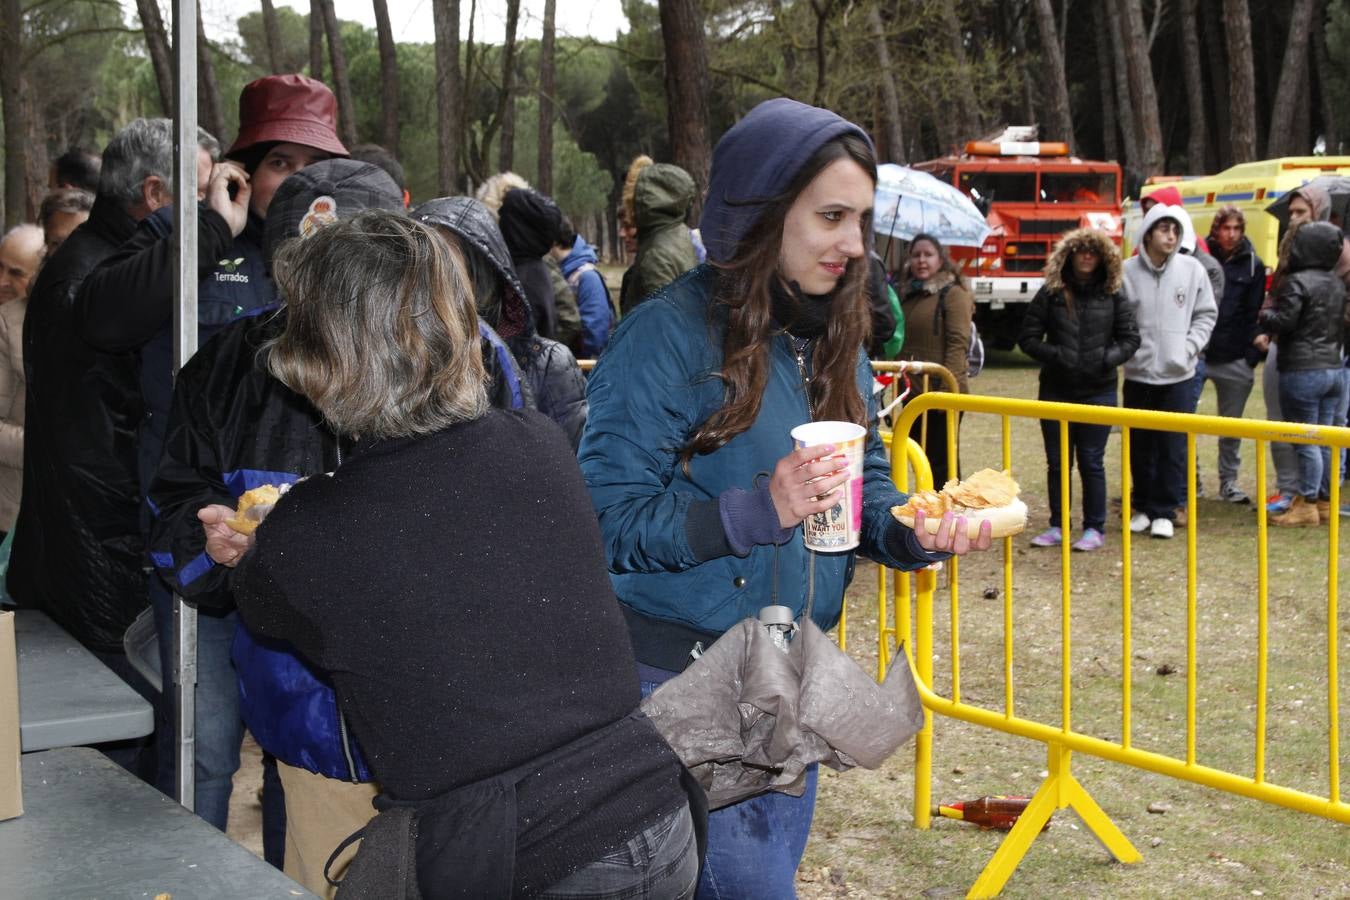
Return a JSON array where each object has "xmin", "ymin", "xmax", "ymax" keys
[{"xmin": 231, "ymin": 209, "xmax": 699, "ymax": 898}]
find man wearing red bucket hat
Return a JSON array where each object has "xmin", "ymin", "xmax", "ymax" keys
[{"xmin": 75, "ymin": 74, "xmax": 348, "ymax": 853}]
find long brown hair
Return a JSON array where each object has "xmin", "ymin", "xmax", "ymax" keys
[{"xmin": 682, "ymin": 134, "xmax": 876, "ymax": 463}]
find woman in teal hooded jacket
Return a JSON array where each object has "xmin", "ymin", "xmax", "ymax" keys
[{"xmin": 580, "ymin": 98, "xmax": 991, "ymax": 899}]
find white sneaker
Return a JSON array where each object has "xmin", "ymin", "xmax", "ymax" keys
[
  {"xmin": 1129, "ymin": 512, "xmax": 1150, "ymax": 533},
  {"xmin": 1150, "ymin": 518, "xmax": 1174, "ymax": 539}
]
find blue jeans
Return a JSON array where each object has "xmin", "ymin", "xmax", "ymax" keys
[
  {"xmin": 150, "ymin": 575, "xmax": 243, "ymax": 831},
  {"xmin": 639, "ymin": 663, "xmax": 817, "ymax": 899},
  {"xmin": 538, "ymin": 803, "xmax": 699, "ymax": 899},
  {"xmin": 1038, "ymin": 387, "xmax": 1115, "ymax": 532},
  {"xmin": 1278, "ymin": 367, "xmax": 1347, "ymax": 499},
  {"xmin": 1123, "ymin": 379, "xmax": 1193, "ymax": 520}
]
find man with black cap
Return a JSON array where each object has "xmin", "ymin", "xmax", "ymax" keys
[
  {"xmin": 498, "ymin": 186, "xmax": 564, "ymax": 340},
  {"xmin": 75, "ymin": 73, "xmax": 347, "ymax": 840}
]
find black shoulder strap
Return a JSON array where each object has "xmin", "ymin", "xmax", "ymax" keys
[{"xmin": 934, "ymin": 282, "xmax": 955, "ymax": 334}]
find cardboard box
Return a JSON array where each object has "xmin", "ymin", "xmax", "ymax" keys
[{"xmin": 0, "ymin": 611, "xmax": 21, "ymax": 820}]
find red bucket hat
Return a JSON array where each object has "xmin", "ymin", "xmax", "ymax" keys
[{"xmin": 227, "ymin": 74, "xmax": 349, "ymax": 161}]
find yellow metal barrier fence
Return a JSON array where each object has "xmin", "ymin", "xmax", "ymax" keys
[{"xmin": 884, "ymin": 391, "xmax": 1350, "ymax": 898}]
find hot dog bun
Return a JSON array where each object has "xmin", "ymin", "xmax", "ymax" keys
[
  {"xmin": 226, "ymin": 484, "xmax": 283, "ymax": 535},
  {"xmin": 890, "ymin": 468, "xmax": 1027, "ymax": 539}
]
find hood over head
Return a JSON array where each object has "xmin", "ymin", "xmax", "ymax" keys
[
  {"xmin": 1175, "ymin": 205, "xmax": 1200, "ymax": 253},
  {"xmin": 621, "ymin": 155, "xmax": 653, "ymax": 227},
  {"xmin": 632, "ymin": 163, "xmax": 696, "ymax": 233},
  {"xmin": 1135, "ymin": 202, "xmax": 1186, "ymax": 266},
  {"xmin": 412, "ymin": 196, "xmax": 533, "ymax": 340},
  {"xmin": 474, "ymin": 171, "xmax": 530, "ymax": 219},
  {"xmin": 498, "ymin": 187, "xmax": 562, "ymax": 260},
  {"xmin": 699, "ymin": 98, "xmax": 872, "ymax": 264},
  {"xmin": 1290, "ymin": 182, "xmax": 1333, "ymax": 222},
  {"xmin": 1287, "ymin": 221, "xmax": 1345, "ymax": 273},
  {"xmin": 262, "ymin": 159, "xmax": 403, "ymax": 267},
  {"xmin": 1043, "ymin": 227, "xmax": 1122, "ymax": 293},
  {"xmin": 1141, "ymin": 184, "xmax": 1183, "ymax": 210},
  {"xmin": 560, "ymin": 234, "xmax": 599, "ymax": 274}
]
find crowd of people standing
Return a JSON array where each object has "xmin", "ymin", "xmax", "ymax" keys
[{"xmin": 2, "ymin": 66, "xmax": 1347, "ymax": 899}]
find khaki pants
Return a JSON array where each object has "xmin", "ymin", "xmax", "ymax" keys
[{"xmin": 276, "ymin": 760, "xmax": 380, "ymax": 899}]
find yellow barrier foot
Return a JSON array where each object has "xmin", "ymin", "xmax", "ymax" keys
[{"xmin": 965, "ymin": 745, "xmax": 1140, "ymax": 898}]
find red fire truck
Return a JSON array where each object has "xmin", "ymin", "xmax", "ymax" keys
[{"xmin": 913, "ymin": 140, "xmax": 1124, "ymax": 347}]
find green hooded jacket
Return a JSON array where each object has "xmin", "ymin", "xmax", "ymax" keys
[{"xmin": 620, "ymin": 163, "xmax": 699, "ymax": 315}]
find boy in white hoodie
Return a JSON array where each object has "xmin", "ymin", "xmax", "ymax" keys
[{"xmin": 1121, "ymin": 204, "xmax": 1218, "ymax": 538}]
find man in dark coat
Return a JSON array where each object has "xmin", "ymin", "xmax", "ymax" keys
[
  {"xmin": 1199, "ymin": 206, "xmax": 1267, "ymax": 504},
  {"xmin": 9, "ymin": 117, "xmax": 218, "ymax": 778},
  {"xmin": 75, "ymin": 74, "xmax": 347, "ymax": 838}
]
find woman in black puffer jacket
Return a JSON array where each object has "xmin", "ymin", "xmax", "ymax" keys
[
  {"xmin": 1018, "ymin": 227, "xmax": 1140, "ymax": 551},
  {"xmin": 1258, "ymin": 220, "xmax": 1349, "ymax": 526}
]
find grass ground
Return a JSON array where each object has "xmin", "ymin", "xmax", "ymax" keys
[{"xmin": 798, "ymin": 351, "xmax": 1350, "ymax": 898}]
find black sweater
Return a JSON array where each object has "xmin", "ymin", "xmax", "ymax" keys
[{"xmin": 232, "ymin": 409, "xmax": 684, "ymax": 895}]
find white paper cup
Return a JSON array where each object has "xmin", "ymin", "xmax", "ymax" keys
[{"xmin": 790, "ymin": 421, "xmax": 867, "ymax": 552}]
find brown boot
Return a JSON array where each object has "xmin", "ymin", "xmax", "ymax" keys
[
  {"xmin": 1272, "ymin": 495, "xmax": 1319, "ymax": 527},
  {"xmin": 1317, "ymin": 499, "xmax": 1331, "ymax": 523}
]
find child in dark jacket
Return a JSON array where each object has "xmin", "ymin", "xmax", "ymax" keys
[{"xmin": 1018, "ymin": 228, "xmax": 1140, "ymax": 551}]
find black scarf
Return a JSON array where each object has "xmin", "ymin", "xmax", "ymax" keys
[{"xmin": 769, "ymin": 277, "xmax": 833, "ymax": 340}]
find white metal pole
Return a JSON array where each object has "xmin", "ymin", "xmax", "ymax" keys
[{"xmin": 171, "ymin": 0, "xmax": 199, "ymax": 810}]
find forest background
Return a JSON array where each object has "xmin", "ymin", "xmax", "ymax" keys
[{"xmin": 3, "ymin": 0, "xmax": 1350, "ymax": 257}]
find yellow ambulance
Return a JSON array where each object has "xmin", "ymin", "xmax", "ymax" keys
[{"xmin": 1122, "ymin": 156, "xmax": 1350, "ymax": 264}]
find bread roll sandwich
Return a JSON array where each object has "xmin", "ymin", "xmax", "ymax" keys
[
  {"xmin": 225, "ymin": 484, "xmax": 283, "ymax": 536},
  {"xmin": 891, "ymin": 468, "xmax": 1028, "ymax": 539}
]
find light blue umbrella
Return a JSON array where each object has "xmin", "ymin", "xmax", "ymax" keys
[{"xmin": 873, "ymin": 163, "xmax": 991, "ymax": 248}]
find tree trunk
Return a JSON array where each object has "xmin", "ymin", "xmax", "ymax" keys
[
  {"xmin": 318, "ymin": 0, "xmax": 358, "ymax": 147},
  {"xmin": 1266, "ymin": 0, "xmax": 1316, "ymax": 158},
  {"xmin": 809, "ymin": 0, "xmax": 836, "ymax": 108},
  {"xmin": 432, "ymin": 0, "xmax": 460, "ymax": 194},
  {"xmin": 1201, "ymin": 1, "xmax": 1231, "ymax": 169},
  {"xmin": 1179, "ymin": 0, "xmax": 1208, "ymax": 171},
  {"xmin": 1104, "ymin": 0, "xmax": 1139, "ymax": 176},
  {"xmin": 1119, "ymin": 0, "xmax": 1164, "ymax": 176},
  {"xmin": 1090, "ymin": 1, "xmax": 1118, "ymax": 162},
  {"xmin": 867, "ymin": 5, "xmax": 904, "ymax": 163},
  {"xmin": 463, "ymin": 0, "xmax": 478, "ymax": 184},
  {"xmin": 309, "ymin": 0, "xmax": 325, "ymax": 80},
  {"xmin": 493, "ymin": 0, "xmax": 520, "ymax": 173},
  {"xmin": 134, "ymin": 0, "xmax": 174, "ymax": 115},
  {"xmin": 939, "ymin": 2, "xmax": 979, "ymax": 139},
  {"xmin": 260, "ymin": 0, "xmax": 285, "ymax": 73},
  {"xmin": 1030, "ymin": 0, "xmax": 1073, "ymax": 148},
  {"xmin": 197, "ymin": 1, "xmax": 226, "ymax": 142},
  {"xmin": 538, "ymin": 0, "xmax": 556, "ymax": 194},
  {"xmin": 1, "ymin": 0, "xmax": 23, "ymax": 227},
  {"xmin": 21, "ymin": 81, "xmax": 44, "ymax": 219},
  {"xmin": 1223, "ymin": 0, "xmax": 1258, "ymax": 162},
  {"xmin": 1313, "ymin": 0, "xmax": 1340, "ymax": 154},
  {"xmin": 658, "ymin": 0, "xmax": 711, "ymax": 218},
  {"xmin": 372, "ymin": 0, "xmax": 400, "ymax": 155}
]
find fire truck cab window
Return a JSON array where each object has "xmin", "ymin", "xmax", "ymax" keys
[
  {"xmin": 1042, "ymin": 172, "xmax": 1117, "ymax": 204},
  {"xmin": 960, "ymin": 171, "xmax": 1036, "ymax": 204}
]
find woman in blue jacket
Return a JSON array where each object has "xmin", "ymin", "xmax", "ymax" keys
[{"xmin": 579, "ymin": 98, "xmax": 991, "ymax": 898}]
